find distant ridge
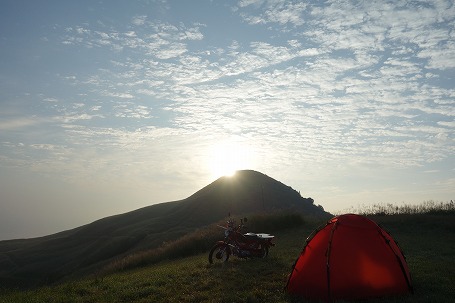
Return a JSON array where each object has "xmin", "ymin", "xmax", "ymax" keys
[{"xmin": 0, "ymin": 170, "xmax": 327, "ymax": 287}]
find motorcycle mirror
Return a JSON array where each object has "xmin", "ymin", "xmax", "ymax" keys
[{"xmin": 243, "ymin": 217, "xmax": 248, "ymax": 223}]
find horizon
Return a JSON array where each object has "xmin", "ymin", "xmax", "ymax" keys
[
  {"xmin": 0, "ymin": 170, "xmax": 452, "ymax": 241},
  {"xmin": 1, "ymin": 0, "xmax": 454, "ymax": 240}
]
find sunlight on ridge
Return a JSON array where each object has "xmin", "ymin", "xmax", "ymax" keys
[{"xmin": 208, "ymin": 139, "xmax": 255, "ymax": 179}]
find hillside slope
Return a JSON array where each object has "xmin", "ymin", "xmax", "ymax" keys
[
  {"xmin": 0, "ymin": 170, "xmax": 327, "ymax": 287},
  {"xmin": 1, "ymin": 212, "xmax": 453, "ymax": 302}
]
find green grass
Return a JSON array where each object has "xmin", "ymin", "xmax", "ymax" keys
[
  {"xmin": 370, "ymin": 213, "xmax": 455, "ymax": 302},
  {"xmin": 1, "ymin": 212, "xmax": 454, "ymax": 303}
]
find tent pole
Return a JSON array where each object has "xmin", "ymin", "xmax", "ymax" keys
[{"xmin": 326, "ymin": 221, "xmax": 338, "ymax": 302}]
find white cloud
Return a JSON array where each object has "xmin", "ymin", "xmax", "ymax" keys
[
  {"xmin": 43, "ymin": 97, "xmax": 59, "ymax": 102},
  {"xmin": 132, "ymin": 15, "xmax": 147, "ymax": 26},
  {"xmin": 0, "ymin": 117, "xmax": 45, "ymax": 130},
  {"xmin": 6, "ymin": 0, "xmax": 454, "ymax": 206},
  {"xmin": 55, "ymin": 113, "xmax": 98, "ymax": 123},
  {"xmin": 418, "ymin": 41, "xmax": 455, "ymax": 70},
  {"xmin": 102, "ymin": 92, "xmax": 134, "ymax": 99},
  {"xmin": 61, "ymin": 21, "xmax": 203, "ymax": 60},
  {"xmin": 238, "ymin": 0, "xmax": 307, "ymax": 26}
]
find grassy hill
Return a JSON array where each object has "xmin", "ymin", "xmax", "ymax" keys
[
  {"xmin": 0, "ymin": 211, "xmax": 453, "ymax": 302},
  {"xmin": 0, "ymin": 170, "xmax": 326, "ymax": 287}
]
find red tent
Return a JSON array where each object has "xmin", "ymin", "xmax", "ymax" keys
[{"xmin": 286, "ymin": 214, "xmax": 412, "ymax": 301}]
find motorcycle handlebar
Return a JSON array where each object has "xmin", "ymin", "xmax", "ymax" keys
[{"xmin": 223, "ymin": 216, "xmax": 249, "ymax": 232}]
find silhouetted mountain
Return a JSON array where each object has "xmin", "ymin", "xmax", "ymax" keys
[{"xmin": 0, "ymin": 170, "xmax": 327, "ymax": 287}]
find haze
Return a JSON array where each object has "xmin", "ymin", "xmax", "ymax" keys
[{"xmin": 1, "ymin": 0, "xmax": 454, "ymax": 240}]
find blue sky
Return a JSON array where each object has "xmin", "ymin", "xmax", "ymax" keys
[{"xmin": 0, "ymin": 0, "xmax": 454, "ymax": 240}]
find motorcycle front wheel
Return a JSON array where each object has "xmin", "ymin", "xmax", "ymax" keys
[
  {"xmin": 208, "ymin": 243, "xmax": 230, "ymax": 264},
  {"xmin": 259, "ymin": 245, "xmax": 269, "ymax": 258}
]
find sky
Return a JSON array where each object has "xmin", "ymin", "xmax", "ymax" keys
[{"xmin": 0, "ymin": 0, "xmax": 454, "ymax": 240}]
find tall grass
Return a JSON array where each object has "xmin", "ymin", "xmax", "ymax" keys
[
  {"xmin": 100, "ymin": 212, "xmax": 305, "ymax": 275},
  {"xmin": 99, "ymin": 225, "xmax": 219, "ymax": 275},
  {"xmin": 339, "ymin": 200, "xmax": 454, "ymax": 216}
]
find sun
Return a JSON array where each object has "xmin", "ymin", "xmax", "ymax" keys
[{"xmin": 208, "ymin": 140, "xmax": 254, "ymax": 179}]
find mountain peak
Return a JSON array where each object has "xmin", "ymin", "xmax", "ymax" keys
[{"xmin": 186, "ymin": 169, "xmax": 323, "ymax": 219}]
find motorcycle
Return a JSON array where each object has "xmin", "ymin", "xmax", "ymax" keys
[{"xmin": 208, "ymin": 216, "xmax": 275, "ymax": 264}]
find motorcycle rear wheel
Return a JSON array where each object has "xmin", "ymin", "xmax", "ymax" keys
[{"xmin": 208, "ymin": 243, "xmax": 230, "ymax": 264}]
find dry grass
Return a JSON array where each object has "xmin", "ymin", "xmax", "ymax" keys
[
  {"xmin": 338, "ymin": 200, "xmax": 454, "ymax": 216},
  {"xmin": 99, "ymin": 212, "xmax": 307, "ymax": 275}
]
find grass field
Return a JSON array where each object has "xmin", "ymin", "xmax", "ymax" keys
[{"xmin": 0, "ymin": 211, "xmax": 453, "ymax": 303}]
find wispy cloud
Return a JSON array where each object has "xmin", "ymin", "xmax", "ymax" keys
[
  {"xmin": 237, "ymin": 0, "xmax": 307, "ymax": 27},
  {"xmin": 0, "ymin": 117, "xmax": 41, "ymax": 130}
]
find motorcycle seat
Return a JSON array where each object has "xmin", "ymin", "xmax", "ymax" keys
[{"xmin": 244, "ymin": 232, "xmax": 274, "ymax": 239}]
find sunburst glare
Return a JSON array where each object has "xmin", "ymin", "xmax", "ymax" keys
[{"xmin": 208, "ymin": 140, "xmax": 255, "ymax": 179}]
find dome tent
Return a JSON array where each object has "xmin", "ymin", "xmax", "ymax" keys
[{"xmin": 286, "ymin": 214, "xmax": 412, "ymax": 301}]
